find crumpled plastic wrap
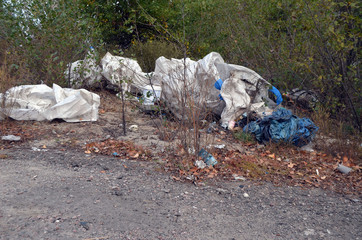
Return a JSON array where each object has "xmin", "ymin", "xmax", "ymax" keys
[{"xmin": 0, "ymin": 84, "xmax": 100, "ymax": 122}]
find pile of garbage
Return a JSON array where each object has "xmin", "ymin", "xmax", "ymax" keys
[
  {"xmin": 67, "ymin": 51, "xmax": 283, "ymax": 124},
  {"xmin": 0, "ymin": 50, "xmax": 318, "ymax": 147}
]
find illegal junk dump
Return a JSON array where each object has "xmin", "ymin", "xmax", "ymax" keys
[{"xmin": 1, "ymin": 51, "xmax": 318, "ymax": 146}]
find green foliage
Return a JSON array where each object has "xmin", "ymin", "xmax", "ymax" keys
[
  {"xmin": 124, "ymin": 40, "xmax": 182, "ymax": 72},
  {"xmin": 80, "ymin": 0, "xmax": 177, "ymax": 47},
  {"xmin": 233, "ymin": 130, "xmax": 256, "ymax": 144},
  {"xmin": 1, "ymin": 0, "xmax": 101, "ymax": 86}
]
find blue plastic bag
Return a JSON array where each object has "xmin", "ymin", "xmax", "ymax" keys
[{"xmin": 243, "ymin": 108, "xmax": 318, "ymax": 147}]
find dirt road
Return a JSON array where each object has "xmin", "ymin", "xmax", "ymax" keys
[{"xmin": 0, "ymin": 147, "xmax": 360, "ymax": 240}]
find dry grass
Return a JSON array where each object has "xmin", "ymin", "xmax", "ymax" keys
[{"xmin": 310, "ymin": 106, "xmax": 361, "ymax": 166}]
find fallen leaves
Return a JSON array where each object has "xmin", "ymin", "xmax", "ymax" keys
[
  {"xmin": 161, "ymin": 140, "xmax": 361, "ymax": 195},
  {"xmin": 85, "ymin": 139, "xmax": 152, "ymax": 161}
]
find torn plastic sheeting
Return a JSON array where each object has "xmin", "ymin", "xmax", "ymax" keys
[
  {"xmin": 100, "ymin": 52, "xmax": 157, "ymax": 92},
  {"xmin": 153, "ymin": 52, "xmax": 225, "ymax": 120},
  {"xmin": 219, "ymin": 66, "xmax": 273, "ymax": 126},
  {"xmin": 153, "ymin": 52, "xmax": 275, "ymax": 123},
  {"xmin": 243, "ymin": 108, "xmax": 318, "ymax": 147},
  {"xmin": 0, "ymin": 84, "xmax": 100, "ymax": 122},
  {"xmin": 66, "ymin": 49, "xmax": 102, "ymax": 89}
]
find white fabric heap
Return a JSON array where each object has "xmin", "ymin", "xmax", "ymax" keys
[
  {"xmin": 153, "ymin": 52, "xmax": 272, "ymax": 125},
  {"xmin": 100, "ymin": 52, "xmax": 153, "ymax": 92},
  {"xmin": 0, "ymin": 84, "xmax": 100, "ymax": 122}
]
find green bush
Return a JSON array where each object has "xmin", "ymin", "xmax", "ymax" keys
[
  {"xmin": 1, "ymin": 0, "xmax": 101, "ymax": 87},
  {"xmin": 124, "ymin": 40, "xmax": 183, "ymax": 72},
  {"xmin": 233, "ymin": 130, "xmax": 256, "ymax": 144}
]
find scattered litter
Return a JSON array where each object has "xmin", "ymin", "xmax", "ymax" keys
[
  {"xmin": 244, "ymin": 108, "xmax": 318, "ymax": 147},
  {"xmin": 228, "ymin": 120, "xmax": 235, "ymax": 130},
  {"xmin": 232, "ymin": 174, "xmax": 246, "ymax": 181},
  {"xmin": 112, "ymin": 152, "xmax": 119, "ymax": 157},
  {"xmin": 129, "ymin": 125, "xmax": 138, "ymax": 132},
  {"xmin": 243, "ymin": 193, "xmax": 249, "ymax": 198},
  {"xmin": 214, "ymin": 144, "xmax": 225, "ymax": 149},
  {"xmin": 195, "ymin": 160, "xmax": 207, "ymax": 169},
  {"xmin": 207, "ymin": 122, "xmax": 217, "ymax": 133},
  {"xmin": 188, "ymin": 147, "xmax": 195, "ymax": 154},
  {"xmin": 32, "ymin": 147, "xmax": 47, "ymax": 152},
  {"xmin": 199, "ymin": 148, "xmax": 218, "ymax": 166},
  {"xmin": 300, "ymin": 143, "xmax": 315, "ymax": 152},
  {"xmin": 337, "ymin": 164, "xmax": 352, "ymax": 174},
  {"xmin": 1, "ymin": 135, "xmax": 21, "ymax": 141}
]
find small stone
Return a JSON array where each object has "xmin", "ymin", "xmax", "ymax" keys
[
  {"xmin": 243, "ymin": 193, "xmax": 249, "ymax": 198},
  {"xmin": 80, "ymin": 221, "xmax": 89, "ymax": 230},
  {"xmin": 216, "ymin": 188, "xmax": 227, "ymax": 194},
  {"xmin": 304, "ymin": 229, "xmax": 315, "ymax": 236}
]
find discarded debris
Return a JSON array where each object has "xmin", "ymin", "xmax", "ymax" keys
[
  {"xmin": 199, "ymin": 148, "xmax": 218, "ymax": 166},
  {"xmin": 244, "ymin": 108, "xmax": 318, "ymax": 147},
  {"xmin": 1, "ymin": 135, "xmax": 21, "ymax": 141},
  {"xmin": 129, "ymin": 125, "xmax": 138, "ymax": 132},
  {"xmin": 337, "ymin": 164, "xmax": 352, "ymax": 174},
  {"xmin": 214, "ymin": 144, "xmax": 225, "ymax": 149},
  {"xmin": 0, "ymin": 84, "xmax": 100, "ymax": 122},
  {"xmin": 195, "ymin": 160, "xmax": 207, "ymax": 169},
  {"xmin": 232, "ymin": 174, "xmax": 246, "ymax": 181}
]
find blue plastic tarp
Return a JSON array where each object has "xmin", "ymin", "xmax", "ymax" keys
[{"xmin": 243, "ymin": 108, "xmax": 318, "ymax": 147}]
